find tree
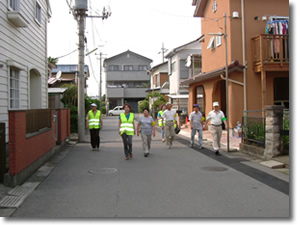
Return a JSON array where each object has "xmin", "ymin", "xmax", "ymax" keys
[{"xmin": 138, "ymin": 92, "xmax": 167, "ymax": 114}]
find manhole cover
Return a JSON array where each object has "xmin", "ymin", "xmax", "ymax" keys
[
  {"xmin": 202, "ymin": 167, "xmax": 229, "ymax": 172},
  {"xmin": 88, "ymin": 168, "xmax": 118, "ymax": 175}
]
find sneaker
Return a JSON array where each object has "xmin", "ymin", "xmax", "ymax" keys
[
  {"xmin": 162, "ymin": 138, "xmax": 165, "ymax": 142},
  {"xmin": 198, "ymin": 146, "xmax": 203, "ymax": 149},
  {"xmin": 144, "ymin": 153, "xmax": 149, "ymax": 157},
  {"xmin": 190, "ymin": 143, "xmax": 193, "ymax": 148},
  {"xmin": 96, "ymin": 147, "xmax": 100, "ymax": 151},
  {"xmin": 215, "ymin": 150, "xmax": 220, "ymax": 155},
  {"xmin": 125, "ymin": 157, "xmax": 129, "ymax": 160},
  {"xmin": 130, "ymin": 153, "xmax": 133, "ymax": 158}
]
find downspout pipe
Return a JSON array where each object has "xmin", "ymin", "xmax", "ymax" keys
[{"xmin": 241, "ymin": 0, "xmax": 247, "ymax": 112}]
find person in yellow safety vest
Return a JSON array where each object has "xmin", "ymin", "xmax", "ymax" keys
[
  {"xmin": 86, "ymin": 103, "xmax": 103, "ymax": 151},
  {"xmin": 157, "ymin": 104, "xmax": 166, "ymax": 142},
  {"xmin": 118, "ymin": 103, "xmax": 136, "ymax": 160}
]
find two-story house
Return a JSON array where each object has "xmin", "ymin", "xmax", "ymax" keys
[
  {"xmin": 147, "ymin": 61, "xmax": 169, "ymax": 98},
  {"xmin": 0, "ymin": 0, "xmax": 51, "ymax": 141},
  {"xmin": 182, "ymin": 0, "xmax": 289, "ymax": 128},
  {"xmin": 165, "ymin": 37, "xmax": 203, "ymax": 114},
  {"xmin": 48, "ymin": 64, "xmax": 90, "ymax": 89},
  {"xmin": 103, "ymin": 50, "xmax": 152, "ymax": 112},
  {"xmin": 48, "ymin": 64, "xmax": 90, "ymax": 108}
]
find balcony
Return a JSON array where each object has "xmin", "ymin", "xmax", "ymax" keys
[{"xmin": 251, "ymin": 34, "xmax": 289, "ymax": 72}]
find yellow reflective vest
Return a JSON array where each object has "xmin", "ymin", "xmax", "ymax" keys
[
  {"xmin": 88, "ymin": 110, "xmax": 101, "ymax": 129},
  {"xmin": 157, "ymin": 110, "xmax": 165, "ymax": 127},
  {"xmin": 120, "ymin": 113, "xmax": 134, "ymax": 135}
]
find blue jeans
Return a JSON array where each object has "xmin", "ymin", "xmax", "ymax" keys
[
  {"xmin": 191, "ymin": 129, "xmax": 203, "ymax": 147},
  {"xmin": 160, "ymin": 126, "xmax": 165, "ymax": 138}
]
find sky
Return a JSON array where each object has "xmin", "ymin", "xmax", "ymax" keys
[{"xmin": 47, "ymin": 0, "xmax": 201, "ymax": 96}]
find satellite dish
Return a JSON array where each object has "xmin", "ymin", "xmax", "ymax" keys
[
  {"xmin": 56, "ymin": 71, "xmax": 62, "ymax": 79},
  {"xmin": 186, "ymin": 56, "xmax": 192, "ymax": 67}
]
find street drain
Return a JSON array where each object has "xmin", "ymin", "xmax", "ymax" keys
[
  {"xmin": 202, "ymin": 166, "xmax": 229, "ymax": 172},
  {"xmin": 88, "ymin": 168, "xmax": 118, "ymax": 175}
]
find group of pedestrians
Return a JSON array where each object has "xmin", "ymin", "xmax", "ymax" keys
[{"xmin": 86, "ymin": 101, "xmax": 228, "ymax": 160}]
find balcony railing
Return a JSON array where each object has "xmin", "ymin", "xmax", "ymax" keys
[{"xmin": 251, "ymin": 34, "xmax": 289, "ymax": 72}]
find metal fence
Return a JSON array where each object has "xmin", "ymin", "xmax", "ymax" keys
[
  {"xmin": 26, "ymin": 109, "xmax": 52, "ymax": 134},
  {"xmin": 242, "ymin": 110, "xmax": 265, "ymax": 147}
]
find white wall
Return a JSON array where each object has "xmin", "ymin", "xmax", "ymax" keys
[{"xmin": 0, "ymin": 0, "xmax": 50, "ymax": 142}]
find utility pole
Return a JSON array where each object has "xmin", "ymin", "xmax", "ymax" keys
[
  {"xmin": 158, "ymin": 42, "xmax": 168, "ymax": 63},
  {"xmin": 74, "ymin": 0, "xmax": 88, "ymax": 142},
  {"xmin": 71, "ymin": 1, "xmax": 111, "ymax": 141},
  {"xmin": 97, "ymin": 52, "xmax": 107, "ymax": 113}
]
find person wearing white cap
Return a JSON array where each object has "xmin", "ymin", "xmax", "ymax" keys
[
  {"xmin": 203, "ymin": 101, "xmax": 228, "ymax": 155},
  {"xmin": 86, "ymin": 103, "xmax": 103, "ymax": 151},
  {"xmin": 162, "ymin": 102, "xmax": 178, "ymax": 149}
]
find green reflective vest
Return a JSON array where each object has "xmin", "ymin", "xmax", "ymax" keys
[
  {"xmin": 120, "ymin": 113, "xmax": 134, "ymax": 136},
  {"xmin": 157, "ymin": 110, "xmax": 165, "ymax": 127},
  {"xmin": 88, "ymin": 110, "xmax": 101, "ymax": 129}
]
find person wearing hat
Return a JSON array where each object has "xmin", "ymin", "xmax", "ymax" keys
[
  {"xmin": 189, "ymin": 104, "xmax": 204, "ymax": 149},
  {"xmin": 86, "ymin": 103, "xmax": 103, "ymax": 151},
  {"xmin": 157, "ymin": 104, "xmax": 166, "ymax": 142},
  {"xmin": 162, "ymin": 102, "xmax": 178, "ymax": 149},
  {"xmin": 203, "ymin": 101, "xmax": 228, "ymax": 155},
  {"xmin": 118, "ymin": 103, "xmax": 136, "ymax": 160}
]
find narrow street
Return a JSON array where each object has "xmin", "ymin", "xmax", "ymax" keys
[{"xmin": 10, "ymin": 116, "xmax": 289, "ymax": 218}]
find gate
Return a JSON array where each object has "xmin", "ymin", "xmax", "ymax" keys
[{"xmin": 242, "ymin": 110, "xmax": 265, "ymax": 147}]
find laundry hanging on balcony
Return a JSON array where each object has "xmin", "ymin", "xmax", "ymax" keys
[{"xmin": 265, "ymin": 20, "xmax": 289, "ymax": 58}]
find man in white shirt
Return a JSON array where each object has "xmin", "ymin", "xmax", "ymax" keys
[
  {"xmin": 162, "ymin": 103, "xmax": 178, "ymax": 149},
  {"xmin": 203, "ymin": 102, "xmax": 228, "ymax": 155}
]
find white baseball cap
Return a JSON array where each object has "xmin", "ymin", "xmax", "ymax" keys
[
  {"xmin": 91, "ymin": 103, "xmax": 97, "ymax": 107},
  {"xmin": 213, "ymin": 102, "xmax": 219, "ymax": 107}
]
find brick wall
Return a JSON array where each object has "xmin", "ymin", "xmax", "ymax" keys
[
  {"xmin": 8, "ymin": 110, "xmax": 56, "ymax": 175},
  {"xmin": 57, "ymin": 108, "xmax": 70, "ymax": 144}
]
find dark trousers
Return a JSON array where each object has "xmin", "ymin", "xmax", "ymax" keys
[
  {"xmin": 89, "ymin": 128, "xmax": 100, "ymax": 148},
  {"xmin": 121, "ymin": 133, "xmax": 133, "ymax": 157}
]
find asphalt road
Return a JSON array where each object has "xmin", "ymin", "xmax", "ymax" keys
[{"xmin": 11, "ymin": 116, "xmax": 289, "ymax": 218}]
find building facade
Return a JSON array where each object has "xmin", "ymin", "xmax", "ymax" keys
[
  {"xmin": 165, "ymin": 37, "xmax": 203, "ymax": 114},
  {"xmin": 0, "ymin": 0, "xmax": 51, "ymax": 141},
  {"xmin": 182, "ymin": 0, "xmax": 289, "ymax": 128},
  {"xmin": 103, "ymin": 50, "xmax": 152, "ymax": 112}
]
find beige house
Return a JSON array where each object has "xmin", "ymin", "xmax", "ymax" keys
[{"xmin": 182, "ymin": 0, "xmax": 289, "ymax": 128}]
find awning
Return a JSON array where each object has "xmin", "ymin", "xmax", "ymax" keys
[
  {"xmin": 168, "ymin": 94, "xmax": 203, "ymax": 99},
  {"xmin": 181, "ymin": 60, "xmax": 245, "ymax": 86}
]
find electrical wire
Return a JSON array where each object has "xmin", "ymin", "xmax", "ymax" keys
[{"xmin": 55, "ymin": 49, "xmax": 78, "ymax": 59}]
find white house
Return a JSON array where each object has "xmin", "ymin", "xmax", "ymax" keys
[
  {"xmin": 0, "ymin": 0, "xmax": 51, "ymax": 141},
  {"xmin": 165, "ymin": 36, "xmax": 203, "ymax": 114}
]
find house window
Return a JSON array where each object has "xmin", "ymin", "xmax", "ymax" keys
[
  {"xmin": 216, "ymin": 36, "xmax": 222, "ymax": 47},
  {"xmin": 35, "ymin": 1, "xmax": 42, "ymax": 24},
  {"xmin": 207, "ymin": 37, "xmax": 215, "ymax": 50},
  {"xmin": 9, "ymin": 0, "xmax": 20, "ymax": 11},
  {"xmin": 10, "ymin": 68, "xmax": 20, "ymax": 109},
  {"xmin": 109, "ymin": 65, "xmax": 119, "ymax": 71},
  {"xmin": 124, "ymin": 65, "xmax": 133, "ymax": 71},
  {"xmin": 138, "ymin": 65, "xmax": 148, "ymax": 71}
]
